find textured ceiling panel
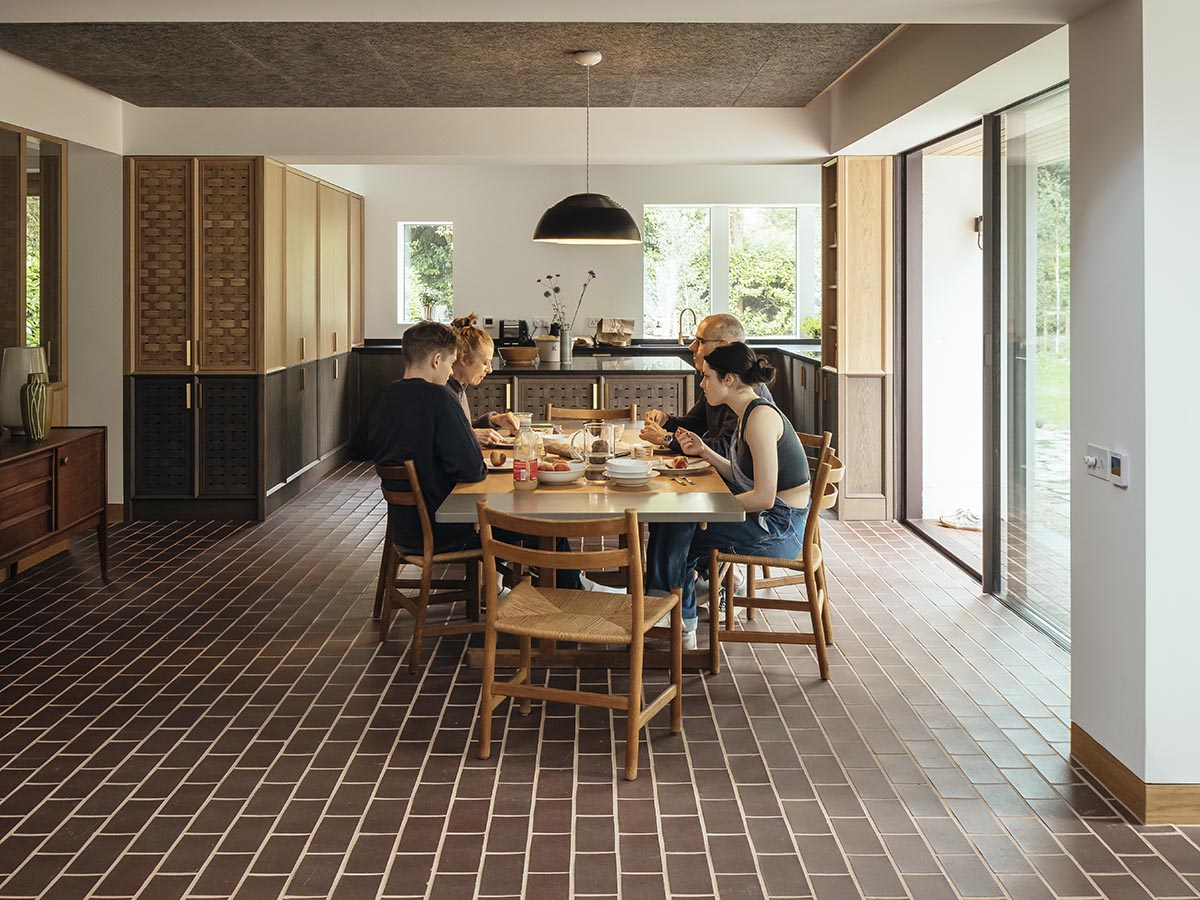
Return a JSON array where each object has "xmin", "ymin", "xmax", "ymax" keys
[{"xmin": 0, "ymin": 22, "xmax": 898, "ymax": 108}]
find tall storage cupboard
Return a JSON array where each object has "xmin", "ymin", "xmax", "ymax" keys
[{"xmin": 125, "ymin": 156, "xmax": 364, "ymax": 521}]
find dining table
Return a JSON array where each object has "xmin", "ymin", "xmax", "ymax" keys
[{"xmin": 436, "ymin": 443, "xmax": 746, "ymax": 670}]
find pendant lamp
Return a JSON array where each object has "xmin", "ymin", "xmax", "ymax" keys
[{"xmin": 533, "ymin": 50, "xmax": 642, "ymax": 245}]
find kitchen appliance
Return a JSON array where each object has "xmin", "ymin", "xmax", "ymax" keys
[{"xmin": 497, "ymin": 319, "xmax": 531, "ymax": 346}]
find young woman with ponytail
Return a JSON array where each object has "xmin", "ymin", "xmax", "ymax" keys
[
  {"xmin": 446, "ymin": 313, "xmax": 521, "ymax": 444},
  {"xmin": 645, "ymin": 342, "xmax": 811, "ymax": 649}
]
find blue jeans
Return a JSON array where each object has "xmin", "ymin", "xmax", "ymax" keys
[
  {"xmin": 645, "ymin": 501, "xmax": 806, "ymax": 631},
  {"xmin": 424, "ymin": 523, "xmax": 583, "ymax": 589}
]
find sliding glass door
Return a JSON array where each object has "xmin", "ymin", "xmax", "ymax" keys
[
  {"xmin": 901, "ymin": 125, "xmax": 986, "ymax": 573},
  {"xmin": 995, "ymin": 87, "xmax": 1072, "ymax": 637},
  {"xmin": 902, "ymin": 86, "xmax": 1071, "ymax": 644}
]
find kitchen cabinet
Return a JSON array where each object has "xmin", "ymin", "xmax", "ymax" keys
[
  {"xmin": 602, "ymin": 375, "xmax": 689, "ymax": 418},
  {"xmin": 465, "ymin": 377, "xmax": 512, "ymax": 420},
  {"xmin": 197, "ymin": 159, "xmax": 258, "ymax": 373},
  {"xmin": 264, "ymin": 369, "xmax": 288, "ymax": 492},
  {"xmin": 518, "ymin": 378, "xmax": 598, "ymax": 418},
  {"xmin": 285, "ymin": 169, "xmax": 319, "ymax": 367},
  {"xmin": 318, "ymin": 354, "xmax": 354, "ymax": 457},
  {"xmin": 197, "ymin": 377, "xmax": 258, "ymax": 498},
  {"xmin": 318, "ymin": 183, "xmax": 350, "ymax": 359},
  {"xmin": 132, "ymin": 376, "xmax": 194, "ymax": 497}
]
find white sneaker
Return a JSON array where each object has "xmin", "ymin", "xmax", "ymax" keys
[
  {"xmin": 696, "ymin": 565, "xmax": 744, "ymax": 596},
  {"xmin": 653, "ymin": 614, "xmax": 698, "ymax": 651},
  {"xmin": 579, "ymin": 573, "xmax": 626, "ymax": 594}
]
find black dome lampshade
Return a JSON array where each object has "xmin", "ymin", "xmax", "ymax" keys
[
  {"xmin": 533, "ymin": 50, "xmax": 642, "ymax": 246},
  {"xmin": 533, "ymin": 192, "xmax": 642, "ymax": 245}
]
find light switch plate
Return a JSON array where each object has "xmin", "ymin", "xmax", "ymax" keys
[{"xmin": 1085, "ymin": 444, "xmax": 1110, "ymax": 481}]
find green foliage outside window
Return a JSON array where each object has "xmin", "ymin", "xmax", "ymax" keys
[
  {"xmin": 403, "ymin": 223, "xmax": 453, "ymax": 322},
  {"xmin": 642, "ymin": 207, "xmax": 711, "ymax": 338},
  {"xmin": 729, "ymin": 207, "xmax": 797, "ymax": 338},
  {"xmin": 25, "ymin": 196, "xmax": 40, "ymax": 347}
]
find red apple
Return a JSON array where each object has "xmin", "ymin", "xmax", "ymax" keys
[
  {"xmin": 674, "ymin": 457, "xmax": 688, "ymax": 469},
  {"xmin": 489, "ymin": 451, "xmax": 507, "ymax": 466}
]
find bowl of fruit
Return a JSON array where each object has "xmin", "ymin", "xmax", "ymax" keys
[{"xmin": 537, "ymin": 459, "xmax": 586, "ymax": 485}]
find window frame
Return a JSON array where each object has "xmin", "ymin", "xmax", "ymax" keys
[{"xmin": 396, "ymin": 220, "xmax": 454, "ymax": 326}]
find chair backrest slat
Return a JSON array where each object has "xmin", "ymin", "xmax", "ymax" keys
[
  {"xmin": 802, "ymin": 434, "xmax": 834, "ymax": 555},
  {"xmin": 375, "ymin": 461, "xmax": 435, "ymax": 556},
  {"xmin": 545, "ymin": 403, "xmax": 637, "ymax": 422}
]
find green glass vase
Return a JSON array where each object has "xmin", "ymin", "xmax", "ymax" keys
[{"xmin": 19, "ymin": 373, "xmax": 51, "ymax": 442}]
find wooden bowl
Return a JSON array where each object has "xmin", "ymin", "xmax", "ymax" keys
[{"xmin": 497, "ymin": 346, "xmax": 539, "ymax": 365}]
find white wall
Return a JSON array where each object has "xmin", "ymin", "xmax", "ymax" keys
[
  {"xmin": 67, "ymin": 143, "xmax": 125, "ymax": 502},
  {"xmin": 300, "ymin": 163, "xmax": 821, "ymax": 340},
  {"xmin": 0, "ymin": 50, "xmax": 123, "ymax": 153},
  {"xmin": 919, "ymin": 155, "xmax": 983, "ymax": 518}
]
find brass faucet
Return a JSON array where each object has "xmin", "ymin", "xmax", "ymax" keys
[{"xmin": 678, "ymin": 307, "xmax": 698, "ymax": 346}]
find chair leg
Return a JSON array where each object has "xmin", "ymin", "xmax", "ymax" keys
[
  {"xmin": 746, "ymin": 564, "xmax": 757, "ymax": 621},
  {"xmin": 625, "ymin": 623, "xmax": 644, "ymax": 780},
  {"xmin": 519, "ymin": 636, "xmax": 532, "ymax": 715},
  {"xmin": 373, "ymin": 536, "xmax": 394, "ymax": 621},
  {"xmin": 478, "ymin": 623, "xmax": 498, "ymax": 759},
  {"xmin": 408, "ymin": 569, "xmax": 432, "ymax": 674},
  {"xmin": 379, "ymin": 545, "xmax": 399, "ymax": 643},
  {"xmin": 805, "ymin": 568, "xmax": 830, "ymax": 680},
  {"xmin": 724, "ymin": 562, "xmax": 736, "ymax": 633},
  {"xmin": 817, "ymin": 562, "xmax": 834, "ymax": 646},
  {"xmin": 670, "ymin": 599, "xmax": 683, "ymax": 734},
  {"xmin": 709, "ymin": 548, "xmax": 721, "ymax": 674},
  {"xmin": 467, "ymin": 561, "xmax": 481, "ymax": 623}
]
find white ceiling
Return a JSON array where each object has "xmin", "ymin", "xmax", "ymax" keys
[{"xmin": 2, "ymin": 0, "xmax": 1104, "ymax": 24}]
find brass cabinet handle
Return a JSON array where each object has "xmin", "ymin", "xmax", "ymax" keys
[
  {"xmin": 185, "ymin": 383, "xmax": 192, "ymax": 409},
  {"xmin": 59, "ymin": 456, "xmax": 68, "ymax": 466},
  {"xmin": 505, "ymin": 383, "xmax": 512, "ymax": 409},
  {"xmin": 333, "ymin": 331, "xmax": 338, "ymax": 353},
  {"xmin": 185, "ymin": 339, "xmax": 192, "ymax": 367},
  {"xmin": 334, "ymin": 358, "xmax": 339, "ymax": 380},
  {"xmin": 301, "ymin": 336, "xmax": 306, "ymax": 361},
  {"xmin": 300, "ymin": 367, "xmax": 306, "ymax": 390},
  {"xmin": 592, "ymin": 384, "xmax": 598, "ymax": 408}
]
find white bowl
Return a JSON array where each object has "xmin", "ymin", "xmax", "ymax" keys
[
  {"xmin": 537, "ymin": 461, "xmax": 586, "ymax": 485},
  {"xmin": 606, "ymin": 457, "xmax": 652, "ymax": 475}
]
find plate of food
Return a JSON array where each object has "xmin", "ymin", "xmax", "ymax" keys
[
  {"xmin": 483, "ymin": 435, "xmax": 516, "ymax": 449},
  {"xmin": 485, "ymin": 450, "xmax": 513, "ymax": 473},
  {"xmin": 653, "ymin": 457, "xmax": 714, "ymax": 476}
]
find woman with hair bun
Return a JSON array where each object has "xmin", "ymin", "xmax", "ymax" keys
[
  {"xmin": 645, "ymin": 342, "xmax": 811, "ymax": 649},
  {"xmin": 446, "ymin": 313, "xmax": 521, "ymax": 444}
]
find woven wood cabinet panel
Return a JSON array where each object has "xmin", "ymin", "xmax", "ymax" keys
[
  {"xmin": 517, "ymin": 377, "xmax": 597, "ymax": 419},
  {"xmin": 131, "ymin": 159, "xmax": 192, "ymax": 373},
  {"xmin": 133, "ymin": 376, "xmax": 194, "ymax": 497},
  {"xmin": 199, "ymin": 159, "xmax": 257, "ymax": 373},
  {"xmin": 198, "ymin": 377, "xmax": 257, "ymax": 497},
  {"xmin": 603, "ymin": 376, "xmax": 688, "ymax": 417},
  {"xmin": 465, "ymin": 377, "xmax": 511, "ymax": 420}
]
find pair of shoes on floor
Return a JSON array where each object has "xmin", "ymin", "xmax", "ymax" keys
[
  {"xmin": 697, "ymin": 565, "xmax": 743, "ymax": 598},
  {"xmin": 697, "ymin": 585, "xmax": 728, "ymax": 618},
  {"xmin": 652, "ymin": 614, "xmax": 698, "ymax": 651}
]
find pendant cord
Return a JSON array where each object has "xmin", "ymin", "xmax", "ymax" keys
[{"xmin": 585, "ymin": 64, "xmax": 591, "ymax": 194}]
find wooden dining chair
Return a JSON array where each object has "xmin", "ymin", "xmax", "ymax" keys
[
  {"xmin": 743, "ymin": 431, "xmax": 842, "ymax": 647},
  {"xmin": 708, "ymin": 439, "xmax": 838, "ymax": 679},
  {"xmin": 475, "ymin": 500, "xmax": 681, "ymax": 780},
  {"xmin": 544, "ymin": 403, "xmax": 637, "ymax": 422},
  {"xmin": 374, "ymin": 462, "xmax": 484, "ymax": 673}
]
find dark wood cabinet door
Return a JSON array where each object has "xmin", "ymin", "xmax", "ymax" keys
[
  {"xmin": 318, "ymin": 355, "xmax": 352, "ymax": 457},
  {"xmin": 464, "ymin": 377, "xmax": 511, "ymax": 421},
  {"xmin": 131, "ymin": 159, "xmax": 193, "ymax": 373},
  {"xmin": 518, "ymin": 378, "xmax": 597, "ymax": 419},
  {"xmin": 198, "ymin": 158, "xmax": 258, "ymax": 373},
  {"xmin": 284, "ymin": 366, "xmax": 304, "ymax": 479},
  {"xmin": 603, "ymin": 376, "xmax": 687, "ymax": 418},
  {"xmin": 55, "ymin": 433, "xmax": 104, "ymax": 530},
  {"xmin": 198, "ymin": 377, "xmax": 257, "ymax": 498},
  {"xmin": 133, "ymin": 376, "xmax": 194, "ymax": 497},
  {"xmin": 301, "ymin": 361, "xmax": 320, "ymax": 469},
  {"xmin": 264, "ymin": 370, "xmax": 288, "ymax": 491}
]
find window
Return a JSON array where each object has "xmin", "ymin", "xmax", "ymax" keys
[
  {"xmin": 642, "ymin": 205, "xmax": 820, "ymax": 339},
  {"xmin": 398, "ymin": 222, "xmax": 453, "ymax": 323}
]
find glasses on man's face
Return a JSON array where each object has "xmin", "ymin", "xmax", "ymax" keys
[{"xmin": 689, "ymin": 336, "xmax": 722, "ymax": 347}]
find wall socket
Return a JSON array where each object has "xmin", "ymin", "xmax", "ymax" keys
[{"xmin": 587, "ymin": 317, "xmax": 602, "ymax": 329}]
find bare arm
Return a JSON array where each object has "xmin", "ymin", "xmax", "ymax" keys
[{"xmin": 676, "ymin": 427, "xmax": 733, "ymax": 480}]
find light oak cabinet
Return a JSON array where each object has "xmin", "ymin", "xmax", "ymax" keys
[
  {"xmin": 821, "ymin": 155, "xmax": 894, "ymax": 521},
  {"xmin": 284, "ymin": 169, "xmax": 319, "ymax": 368},
  {"xmin": 318, "ymin": 183, "xmax": 350, "ymax": 359}
]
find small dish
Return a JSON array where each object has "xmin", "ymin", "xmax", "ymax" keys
[
  {"xmin": 654, "ymin": 458, "xmax": 714, "ymax": 476},
  {"xmin": 537, "ymin": 461, "xmax": 586, "ymax": 485}
]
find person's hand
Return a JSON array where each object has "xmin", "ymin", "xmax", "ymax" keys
[
  {"xmin": 644, "ymin": 409, "xmax": 669, "ymax": 427},
  {"xmin": 675, "ymin": 427, "xmax": 706, "ymax": 458},
  {"xmin": 640, "ymin": 421, "xmax": 671, "ymax": 447},
  {"xmin": 489, "ymin": 412, "xmax": 521, "ymax": 434},
  {"xmin": 474, "ymin": 428, "xmax": 504, "ymax": 445}
]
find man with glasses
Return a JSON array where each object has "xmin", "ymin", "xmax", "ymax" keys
[{"xmin": 640, "ymin": 313, "xmax": 774, "ymax": 455}]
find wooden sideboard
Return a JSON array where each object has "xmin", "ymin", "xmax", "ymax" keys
[{"xmin": 0, "ymin": 427, "xmax": 108, "ymax": 581}]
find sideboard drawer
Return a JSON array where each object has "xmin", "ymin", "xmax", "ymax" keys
[
  {"xmin": 0, "ymin": 507, "xmax": 54, "ymax": 559},
  {"xmin": 0, "ymin": 452, "xmax": 52, "ymax": 495},
  {"xmin": 1, "ymin": 481, "xmax": 54, "ymax": 525}
]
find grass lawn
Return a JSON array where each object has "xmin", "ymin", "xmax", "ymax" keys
[{"xmin": 1035, "ymin": 345, "xmax": 1070, "ymax": 428}]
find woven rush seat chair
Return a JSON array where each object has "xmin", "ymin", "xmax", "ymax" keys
[
  {"xmin": 475, "ymin": 500, "xmax": 682, "ymax": 780},
  {"xmin": 544, "ymin": 403, "xmax": 637, "ymax": 422},
  {"xmin": 373, "ymin": 462, "xmax": 483, "ymax": 673},
  {"xmin": 745, "ymin": 431, "xmax": 843, "ymax": 643},
  {"xmin": 708, "ymin": 438, "xmax": 838, "ymax": 679}
]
